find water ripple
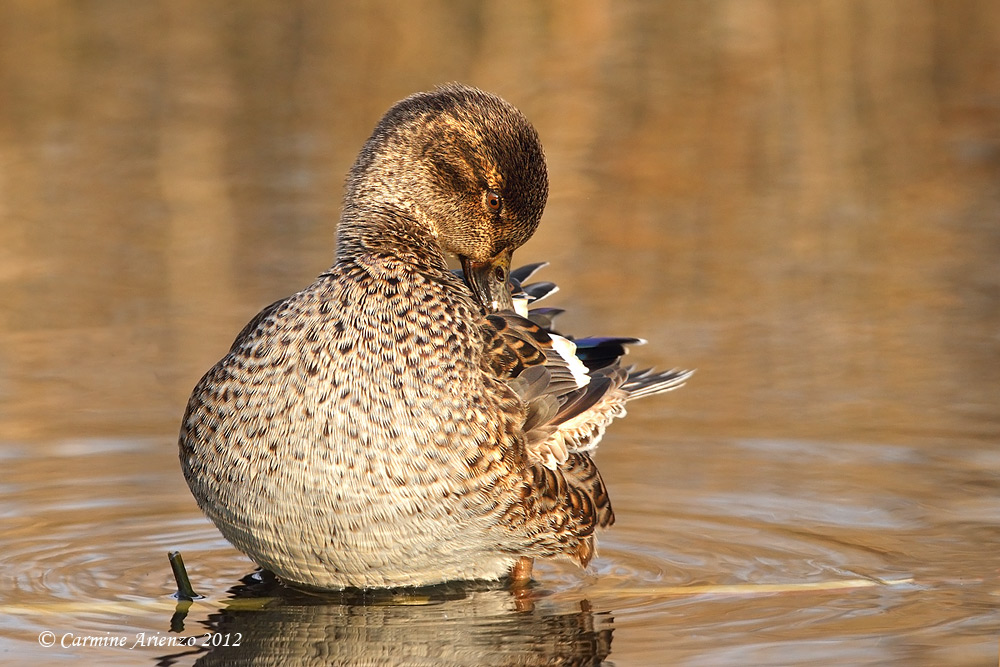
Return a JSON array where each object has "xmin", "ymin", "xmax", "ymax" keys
[{"xmin": 1, "ymin": 436, "xmax": 995, "ymax": 665}]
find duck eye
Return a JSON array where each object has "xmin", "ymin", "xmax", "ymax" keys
[
  {"xmin": 493, "ymin": 266, "xmax": 505, "ymax": 283},
  {"xmin": 485, "ymin": 190, "xmax": 502, "ymax": 212}
]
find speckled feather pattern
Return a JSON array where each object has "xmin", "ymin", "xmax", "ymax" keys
[
  {"xmin": 180, "ymin": 253, "xmax": 616, "ymax": 587},
  {"xmin": 179, "ymin": 84, "xmax": 690, "ymax": 590}
]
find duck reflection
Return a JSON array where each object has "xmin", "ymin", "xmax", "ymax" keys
[{"xmin": 158, "ymin": 571, "xmax": 613, "ymax": 666}]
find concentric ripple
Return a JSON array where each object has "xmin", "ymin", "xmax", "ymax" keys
[{"xmin": 2, "ymin": 435, "xmax": 997, "ymax": 665}]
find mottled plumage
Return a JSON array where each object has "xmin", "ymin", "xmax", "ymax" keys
[{"xmin": 179, "ymin": 84, "xmax": 691, "ymax": 590}]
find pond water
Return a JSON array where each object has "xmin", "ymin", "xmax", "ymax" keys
[{"xmin": 2, "ymin": 2, "xmax": 999, "ymax": 665}]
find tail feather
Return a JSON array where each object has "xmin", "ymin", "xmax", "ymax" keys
[{"xmin": 623, "ymin": 367, "xmax": 695, "ymax": 400}]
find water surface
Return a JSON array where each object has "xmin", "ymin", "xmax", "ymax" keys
[{"xmin": 1, "ymin": 2, "xmax": 998, "ymax": 665}]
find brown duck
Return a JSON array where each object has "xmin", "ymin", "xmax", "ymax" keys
[{"xmin": 179, "ymin": 84, "xmax": 691, "ymax": 590}]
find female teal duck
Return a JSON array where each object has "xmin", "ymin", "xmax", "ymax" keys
[{"xmin": 179, "ymin": 84, "xmax": 691, "ymax": 590}]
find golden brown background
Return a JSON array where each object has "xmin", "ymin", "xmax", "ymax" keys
[
  {"xmin": 1, "ymin": 2, "xmax": 997, "ymax": 445},
  {"xmin": 1, "ymin": 2, "xmax": 998, "ymax": 665}
]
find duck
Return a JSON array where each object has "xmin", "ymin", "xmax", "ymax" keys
[{"xmin": 179, "ymin": 84, "xmax": 692, "ymax": 590}]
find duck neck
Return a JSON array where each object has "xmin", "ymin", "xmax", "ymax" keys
[{"xmin": 334, "ymin": 202, "xmax": 450, "ymax": 274}]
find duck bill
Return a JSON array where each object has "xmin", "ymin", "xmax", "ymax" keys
[{"xmin": 461, "ymin": 251, "xmax": 514, "ymax": 313}]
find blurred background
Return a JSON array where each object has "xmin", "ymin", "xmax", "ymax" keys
[
  {"xmin": 1, "ymin": 1, "xmax": 997, "ymax": 444},
  {"xmin": 1, "ymin": 1, "xmax": 998, "ymax": 665}
]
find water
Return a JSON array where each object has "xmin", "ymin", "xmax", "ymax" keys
[{"xmin": 2, "ymin": 2, "xmax": 999, "ymax": 665}]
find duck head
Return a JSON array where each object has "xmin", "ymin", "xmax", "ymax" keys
[{"xmin": 337, "ymin": 84, "xmax": 549, "ymax": 312}]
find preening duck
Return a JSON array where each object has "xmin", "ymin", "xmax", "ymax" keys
[{"xmin": 179, "ymin": 84, "xmax": 691, "ymax": 590}]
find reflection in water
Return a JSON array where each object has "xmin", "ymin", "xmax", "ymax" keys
[
  {"xmin": 1, "ymin": 1, "xmax": 999, "ymax": 664},
  {"xmin": 158, "ymin": 573, "xmax": 611, "ymax": 667},
  {"xmin": 1, "ymin": 435, "xmax": 998, "ymax": 664}
]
